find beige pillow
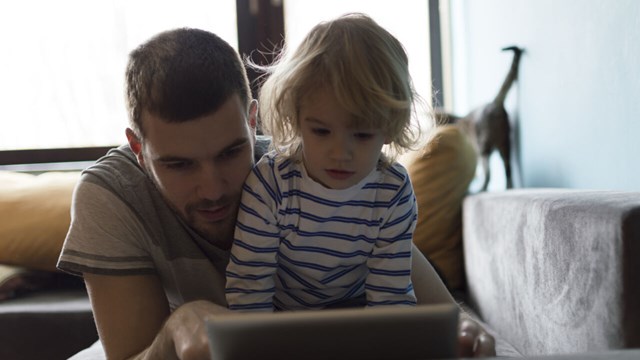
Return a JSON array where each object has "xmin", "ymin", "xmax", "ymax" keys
[
  {"xmin": 405, "ymin": 125, "xmax": 477, "ymax": 290},
  {"xmin": 0, "ymin": 171, "xmax": 80, "ymax": 272}
]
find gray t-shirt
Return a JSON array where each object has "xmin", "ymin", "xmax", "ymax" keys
[{"xmin": 57, "ymin": 137, "xmax": 269, "ymax": 310}]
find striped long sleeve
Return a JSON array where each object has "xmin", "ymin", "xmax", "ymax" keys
[
  {"xmin": 226, "ymin": 156, "xmax": 281, "ymax": 311},
  {"xmin": 365, "ymin": 168, "xmax": 417, "ymax": 306}
]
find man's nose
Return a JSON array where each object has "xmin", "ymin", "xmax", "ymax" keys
[{"xmin": 196, "ymin": 164, "xmax": 226, "ymax": 200}]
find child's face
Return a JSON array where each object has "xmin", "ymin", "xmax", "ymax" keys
[{"xmin": 298, "ymin": 87, "xmax": 388, "ymax": 190}]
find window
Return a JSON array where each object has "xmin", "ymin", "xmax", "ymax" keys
[
  {"xmin": 0, "ymin": 0, "xmax": 237, "ymax": 151},
  {"xmin": 1, "ymin": 0, "xmax": 440, "ymax": 163}
]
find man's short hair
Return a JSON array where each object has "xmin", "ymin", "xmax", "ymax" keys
[{"xmin": 125, "ymin": 28, "xmax": 251, "ymax": 137}]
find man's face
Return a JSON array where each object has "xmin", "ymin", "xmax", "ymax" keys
[{"xmin": 128, "ymin": 95, "xmax": 256, "ymax": 250}]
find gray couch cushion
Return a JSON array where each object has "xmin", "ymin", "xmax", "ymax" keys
[{"xmin": 463, "ymin": 189, "xmax": 640, "ymax": 356}]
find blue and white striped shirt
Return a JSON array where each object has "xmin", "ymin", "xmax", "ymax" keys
[{"xmin": 226, "ymin": 151, "xmax": 417, "ymax": 311}]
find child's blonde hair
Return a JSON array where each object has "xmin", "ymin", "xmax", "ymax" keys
[{"xmin": 257, "ymin": 13, "xmax": 429, "ymax": 164}]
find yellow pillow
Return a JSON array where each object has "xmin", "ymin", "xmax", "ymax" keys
[
  {"xmin": 405, "ymin": 125, "xmax": 477, "ymax": 290},
  {"xmin": 0, "ymin": 171, "xmax": 80, "ymax": 272}
]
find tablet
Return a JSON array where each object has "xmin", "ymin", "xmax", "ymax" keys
[{"xmin": 207, "ymin": 303, "xmax": 459, "ymax": 360}]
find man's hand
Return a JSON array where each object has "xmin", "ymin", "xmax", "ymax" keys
[
  {"xmin": 160, "ymin": 300, "xmax": 230, "ymax": 360},
  {"xmin": 458, "ymin": 315, "xmax": 497, "ymax": 358}
]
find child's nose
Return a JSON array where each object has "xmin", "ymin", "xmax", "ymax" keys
[{"xmin": 329, "ymin": 137, "xmax": 353, "ymax": 161}]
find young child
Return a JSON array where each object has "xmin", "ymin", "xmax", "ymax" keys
[{"xmin": 225, "ymin": 13, "xmax": 428, "ymax": 311}]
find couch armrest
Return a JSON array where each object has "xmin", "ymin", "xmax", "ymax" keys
[
  {"xmin": 0, "ymin": 289, "xmax": 97, "ymax": 360},
  {"xmin": 463, "ymin": 189, "xmax": 640, "ymax": 356}
]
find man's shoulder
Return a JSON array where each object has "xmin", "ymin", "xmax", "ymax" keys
[
  {"xmin": 78, "ymin": 144, "xmax": 160, "ymax": 214},
  {"xmin": 254, "ymin": 149, "xmax": 301, "ymax": 172},
  {"xmin": 254, "ymin": 135, "xmax": 271, "ymax": 162},
  {"xmin": 81, "ymin": 145, "xmax": 143, "ymax": 185}
]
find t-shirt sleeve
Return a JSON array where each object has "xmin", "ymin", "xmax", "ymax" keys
[{"xmin": 57, "ymin": 175, "xmax": 156, "ymax": 276}]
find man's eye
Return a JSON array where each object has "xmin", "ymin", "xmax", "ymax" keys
[
  {"xmin": 311, "ymin": 128, "xmax": 330, "ymax": 136},
  {"xmin": 165, "ymin": 162, "xmax": 191, "ymax": 170},
  {"xmin": 219, "ymin": 146, "xmax": 242, "ymax": 160}
]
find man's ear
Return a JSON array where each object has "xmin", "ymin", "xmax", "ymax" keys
[
  {"xmin": 125, "ymin": 128, "xmax": 145, "ymax": 167},
  {"xmin": 248, "ymin": 99, "xmax": 258, "ymax": 132}
]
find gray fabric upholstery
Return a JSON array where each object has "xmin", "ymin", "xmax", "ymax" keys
[
  {"xmin": 463, "ymin": 189, "xmax": 640, "ymax": 356},
  {"xmin": 0, "ymin": 289, "xmax": 97, "ymax": 360}
]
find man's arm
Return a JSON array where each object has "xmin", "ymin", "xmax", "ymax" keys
[
  {"xmin": 410, "ymin": 245, "xmax": 456, "ymax": 304},
  {"xmin": 85, "ymin": 273, "xmax": 231, "ymax": 360},
  {"xmin": 411, "ymin": 245, "xmax": 496, "ymax": 357},
  {"xmin": 84, "ymin": 273, "xmax": 171, "ymax": 360}
]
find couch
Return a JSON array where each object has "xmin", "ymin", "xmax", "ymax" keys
[
  {"xmin": 2, "ymin": 127, "xmax": 639, "ymax": 359},
  {"xmin": 463, "ymin": 189, "xmax": 640, "ymax": 356},
  {"xmin": 404, "ymin": 126, "xmax": 640, "ymax": 357}
]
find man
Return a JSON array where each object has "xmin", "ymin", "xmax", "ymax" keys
[{"xmin": 57, "ymin": 27, "xmax": 495, "ymax": 360}]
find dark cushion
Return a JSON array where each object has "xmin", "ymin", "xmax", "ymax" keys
[{"xmin": 0, "ymin": 289, "xmax": 97, "ymax": 360}]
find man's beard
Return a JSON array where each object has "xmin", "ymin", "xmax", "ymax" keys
[
  {"xmin": 144, "ymin": 164, "xmax": 239, "ymax": 250},
  {"xmin": 184, "ymin": 197, "xmax": 240, "ymax": 250}
]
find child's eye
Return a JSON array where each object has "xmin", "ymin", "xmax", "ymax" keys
[
  {"xmin": 354, "ymin": 132, "xmax": 374, "ymax": 140},
  {"xmin": 311, "ymin": 128, "xmax": 330, "ymax": 136}
]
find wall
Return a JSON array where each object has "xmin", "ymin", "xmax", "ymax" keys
[{"xmin": 447, "ymin": 0, "xmax": 640, "ymax": 191}]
